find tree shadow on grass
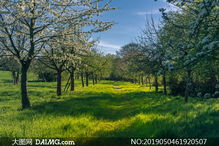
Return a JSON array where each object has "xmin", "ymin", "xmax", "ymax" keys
[
  {"xmin": 0, "ymin": 79, "xmax": 12, "ymax": 83},
  {"xmin": 0, "ymin": 90, "xmax": 21, "ymax": 102},
  {"xmin": 81, "ymin": 110, "xmax": 219, "ymax": 146},
  {"xmin": 99, "ymin": 81, "xmax": 118, "ymax": 84},
  {"xmin": 29, "ymin": 84, "xmax": 57, "ymax": 89},
  {"xmin": 29, "ymin": 91, "xmax": 175, "ymax": 121},
  {"xmin": 0, "ymin": 90, "xmax": 50, "ymax": 102},
  {"xmin": 99, "ymin": 81, "xmax": 131, "ymax": 86},
  {"xmin": 0, "ymin": 90, "xmax": 19, "ymax": 97}
]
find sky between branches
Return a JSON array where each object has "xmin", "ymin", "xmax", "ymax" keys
[{"xmin": 95, "ymin": 0, "xmax": 178, "ymax": 54}]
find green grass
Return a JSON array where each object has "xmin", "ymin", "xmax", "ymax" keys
[{"xmin": 0, "ymin": 71, "xmax": 218, "ymax": 145}]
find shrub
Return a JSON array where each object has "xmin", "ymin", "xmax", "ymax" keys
[{"xmin": 38, "ymin": 72, "xmax": 56, "ymax": 82}]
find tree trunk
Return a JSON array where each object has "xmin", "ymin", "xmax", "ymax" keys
[
  {"xmin": 95, "ymin": 75, "xmax": 98, "ymax": 84},
  {"xmin": 21, "ymin": 65, "xmax": 30, "ymax": 109},
  {"xmin": 15, "ymin": 72, "xmax": 19, "ymax": 84},
  {"xmin": 163, "ymin": 71, "xmax": 167, "ymax": 95},
  {"xmin": 141, "ymin": 75, "xmax": 144, "ymax": 85},
  {"xmin": 56, "ymin": 70, "xmax": 62, "ymax": 96},
  {"xmin": 12, "ymin": 71, "xmax": 19, "ymax": 85},
  {"xmin": 12, "ymin": 71, "xmax": 16, "ymax": 85},
  {"xmin": 85, "ymin": 72, "xmax": 89, "ymax": 87},
  {"xmin": 92, "ymin": 73, "xmax": 95, "ymax": 85},
  {"xmin": 148, "ymin": 77, "xmax": 151, "ymax": 90},
  {"xmin": 81, "ymin": 73, "xmax": 84, "ymax": 87},
  {"xmin": 154, "ymin": 75, "xmax": 158, "ymax": 92},
  {"xmin": 70, "ymin": 70, "xmax": 75, "ymax": 91}
]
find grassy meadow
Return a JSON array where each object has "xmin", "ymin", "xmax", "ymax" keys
[{"xmin": 0, "ymin": 71, "xmax": 219, "ymax": 145}]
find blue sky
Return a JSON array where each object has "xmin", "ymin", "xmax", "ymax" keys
[{"xmin": 95, "ymin": 0, "xmax": 177, "ymax": 54}]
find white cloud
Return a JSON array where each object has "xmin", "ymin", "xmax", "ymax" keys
[
  {"xmin": 137, "ymin": 10, "xmax": 160, "ymax": 15},
  {"xmin": 96, "ymin": 41, "xmax": 122, "ymax": 54},
  {"xmin": 98, "ymin": 41, "xmax": 121, "ymax": 50}
]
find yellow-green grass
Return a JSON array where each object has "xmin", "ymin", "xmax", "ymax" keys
[{"xmin": 0, "ymin": 71, "xmax": 218, "ymax": 145}]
